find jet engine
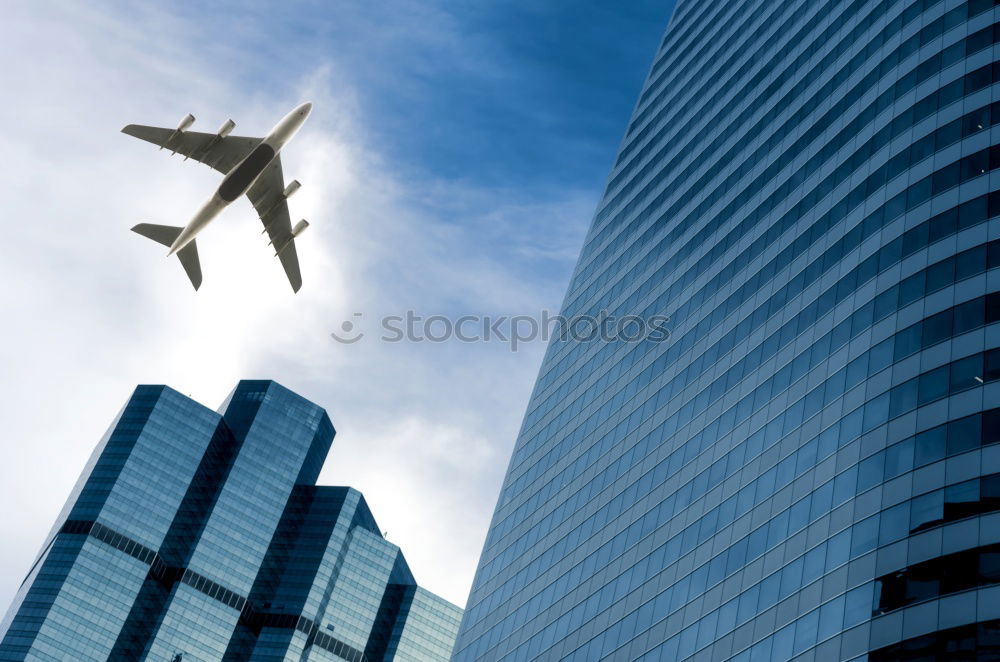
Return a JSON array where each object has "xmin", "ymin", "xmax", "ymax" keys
[
  {"xmin": 216, "ymin": 119, "xmax": 235, "ymax": 138},
  {"xmin": 163, "ymin": 114, "xmax": 197, "ymax": 152},
  {"xmin": 274, "ymin": 220, "xmax": 309, "ymax": 256},
  {"xmin": 260, "ymin": 181, "xmax": 304, "ymax": 233},
  {"xmin": 175, "ymin": 114, "xmax": 195, "ymax": 132}
]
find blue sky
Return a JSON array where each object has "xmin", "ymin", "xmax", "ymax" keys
[
  {"xmin": 0, "ymin": 0, "xmax": 672, "ymax": 608},
  {"xmin": 148, "ymin": 0, "xmax": 670, "ymax": 193}
]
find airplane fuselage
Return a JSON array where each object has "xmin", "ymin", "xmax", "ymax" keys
[{"xmin": 166, "ymin": 102, "xmax": 312, "ymax": 256}]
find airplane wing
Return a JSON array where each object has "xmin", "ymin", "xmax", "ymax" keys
[
  {"xmin": 121, "ymin": 124, "xmax": 261, "ymax": 175},
  {"xmin": 246, "ymin": 157, "xmax": 303, "ymax": 292}
]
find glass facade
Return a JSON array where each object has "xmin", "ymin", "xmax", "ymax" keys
[
  {"xmin": 454, "ymin": 1, "xmax": 1000, "ymax": 660},
  {"xmin": 0, "ymin": 380, "xmax": 462, "ymax": 662}
]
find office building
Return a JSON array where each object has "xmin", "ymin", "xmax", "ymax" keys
[
  {"xmin": 455, "ymin": 1, "xmax": 1000, "ymax": 660},
  {"xmin": 0, "ymin": 380, "xmax": 461, "ymax": 661}
]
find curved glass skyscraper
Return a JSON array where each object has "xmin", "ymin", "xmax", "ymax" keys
[{"xmin": 455, "ymin": 1, "xmax": 1000, "ymax": 660}]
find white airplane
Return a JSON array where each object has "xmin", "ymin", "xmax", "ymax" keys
[{"xmin": 122, "ymin": 102, "xmax": 313, "ymax": 292}]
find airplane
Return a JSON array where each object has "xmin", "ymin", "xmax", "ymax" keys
[{"xmin": 122, "ymin": 102, "xmax": 313, "ymax": 292}]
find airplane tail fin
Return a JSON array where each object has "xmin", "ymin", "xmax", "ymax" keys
[{"xmin": 131, "ymin": 223, "xmax": 203, "ymax": 290}]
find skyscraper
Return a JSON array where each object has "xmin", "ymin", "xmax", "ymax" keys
[
  {"xmin": 455, "ymin": 1, "xmax": 1000, "ymax": 660},
  {"xmin": 0, "ymin": 381, "xmax": 462, "ymax": 661}
]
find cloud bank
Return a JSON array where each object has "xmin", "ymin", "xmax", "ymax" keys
[{"xmin": 0, "ymin": 0, "xmax": 620, "ymax": 608}]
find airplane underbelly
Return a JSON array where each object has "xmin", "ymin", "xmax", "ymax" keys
[{"xmin": 217, "ymin": 143, "xmax": 275, "ymax": 202}]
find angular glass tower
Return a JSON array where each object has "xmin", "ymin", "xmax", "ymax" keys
[
  {"xmin": 0, "ymin": 380, "xmax": 462, "ymax": 662},
  {"xmin": 455, "ymin": 1, "xmax": 1000, "ymax": 660}
]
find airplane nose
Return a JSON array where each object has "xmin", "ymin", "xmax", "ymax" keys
[{"xmin": 300, "ymin": 102, "xmax": 313, "ymax": 116}]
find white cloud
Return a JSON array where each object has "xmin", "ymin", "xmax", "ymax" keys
[{"xmin": 0, "ymin": 0, "xmax": 590, "ymax": 609}]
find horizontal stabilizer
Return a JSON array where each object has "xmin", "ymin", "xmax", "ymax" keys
[
  {"xmin": 132, "ymin": 223, "xmax": 182, "ymax": 248},
  {"xmin": 132, "ymin": 223, "xmax": 202, "ymax": 290},
  {"xmin": 175, "ymin": 241, "xmax": 202, "ymax": 290}
]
